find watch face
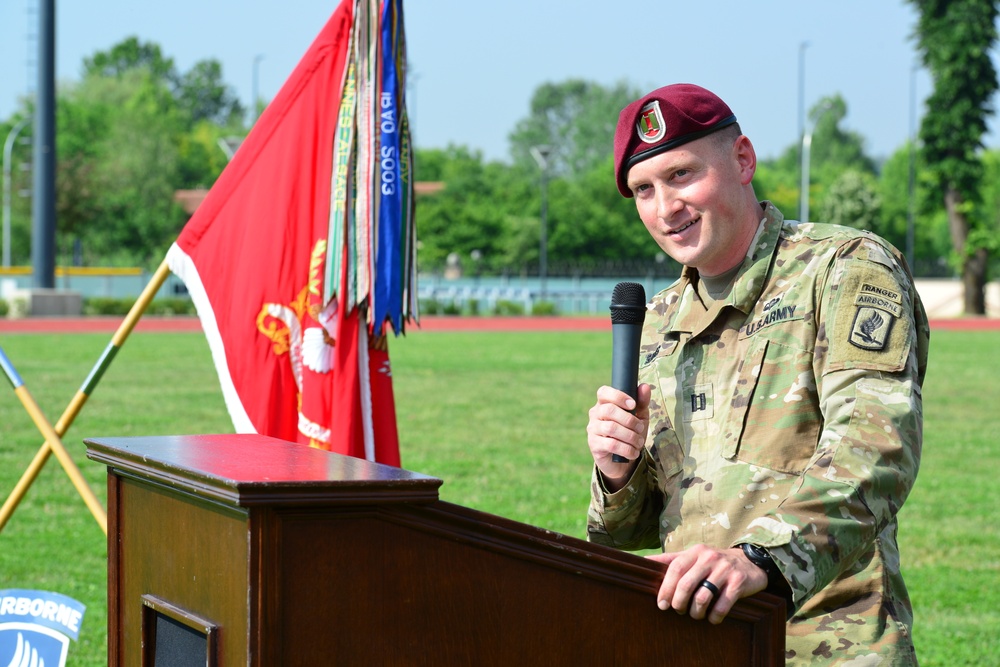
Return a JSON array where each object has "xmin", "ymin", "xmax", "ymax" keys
[{"xmin": 743, "ymin": 543, "xmax": 771, "ymax": 566}]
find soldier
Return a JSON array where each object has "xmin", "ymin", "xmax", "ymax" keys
[{"xmin": 586, "ymin": 83, "xmax": 929, "ymax": 665}]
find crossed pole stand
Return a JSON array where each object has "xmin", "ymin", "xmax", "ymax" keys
[{"xmin": 0, "ymin": 259, "xmax": 172, "ymax": 535}]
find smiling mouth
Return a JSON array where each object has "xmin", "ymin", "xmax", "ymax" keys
[{"xmin": 668, "ymin": 218, "xmax": 698, "ymax": 236}]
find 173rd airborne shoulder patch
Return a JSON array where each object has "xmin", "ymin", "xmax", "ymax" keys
[{"xmin": 830, "ymin": 260, "xmax": 911, "ymax": 373}]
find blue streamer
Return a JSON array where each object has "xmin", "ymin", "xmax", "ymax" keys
[{"xmin": 373, "ymin": 0, "xmax": 404, "ymax": 334}]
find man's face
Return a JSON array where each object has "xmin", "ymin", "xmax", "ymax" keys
[{"xmin": 625, "ymin": 133, "xmax": 757, "ymax": 277}]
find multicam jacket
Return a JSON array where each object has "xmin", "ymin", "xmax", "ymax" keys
[{"xmin": 588, "ymin": 202, "xmax": 930, "ymax": 665}]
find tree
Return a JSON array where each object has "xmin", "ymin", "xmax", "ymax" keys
[
  {"xmin": 58, "ymin": 66, "xmax": 186, "ymax": 266},
  {"xmin": 412, "ymin": 146, "xmax": 531, "ymax": 274},
  {"xmin": 807, "ymin": 94, "xmax": 877, "ymax": 179},
  {"xmin": 82, "ymin": 36, "xmax": 178, "ymax": 88},
  {"xmin": 755, "ymin": 95, "xmax": 877, "ymax": 224},
  {"xmin": 545, "ymin": 154, "xmax": 669, "ymax": 271},
  {"xmin": 0, "ymin": 114, "xmax": 34, "ymax": 264},
  {"xmin": 50, "ymin": 38, "xmax": 249, "ymax": 266},
  {"xmin": 84, "ymin": 38, "xmax": 244, "ymax": 131},
  {"xmin": 976, "ymin": 148, "xmax": 1000, "ymax": 279},
  {"xmin": 752, "ymin": 162, "xmax": 800, "ymax": 221},
  {"xmin": 909, "ymin": 0, "xmax": 999, "ymax": 314},
  {"xmin": 878, "ymin": 142, "xmax": 952, "ymax": 276},
  {"xmin": 818, "ymin": 170, "xmax": 882, "ymax": 233},
  {"xmin": 507, "ymin": 79, "xmax": 641, "ymax": 178},
  {"xmin": 177, "ymin": 60, "xmax": 245, "ymax": 126}
]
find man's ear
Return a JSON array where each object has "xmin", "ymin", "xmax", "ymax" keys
[{"xmin": 734, "ymin": 135, "xmax": 757, "ymax": 186}]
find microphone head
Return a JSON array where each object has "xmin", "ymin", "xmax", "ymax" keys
[{"xmin": 610, "ymin": 281, "xmax": 647, "ymax": 324}]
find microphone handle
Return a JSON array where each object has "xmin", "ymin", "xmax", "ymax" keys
[{"xmin": 610, "ymin": 322, "xmax": 641, "ymax": 464}]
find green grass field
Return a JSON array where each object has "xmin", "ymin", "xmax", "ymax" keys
[{"xmin": 0, "ymin": 327, "xmax": 997, "ymax": 665}]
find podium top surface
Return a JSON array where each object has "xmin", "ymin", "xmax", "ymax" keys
[{"xmin": 85, "ymin": 433, "xmax": 442, "ymax": 507}]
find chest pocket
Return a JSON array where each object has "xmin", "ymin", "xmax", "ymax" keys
[
  {"xmin": 722, "ymin": 335, "xmax": 821, "ymax": 474},
  {"xmin": 639, "ymin": 340, "xmax": 684, "ymax": 481}
]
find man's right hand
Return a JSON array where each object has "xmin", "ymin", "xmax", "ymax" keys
[{"xmin": 586, "ymin": 383, "xmax": 651, "ymax": 491}]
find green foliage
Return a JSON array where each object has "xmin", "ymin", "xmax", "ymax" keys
[
  {"xmin": 530, "ymin": 300, "xmax": 557, "ymax": 316},
  {"xmin": 176, "ymin": 121, "xmax": 230, "ymax": 189},
  {"xmin": 412, "ymin": 148, "xmax": 662, "ymax": 277},
  {"xmin": 547, "ymin": 154, "xmax": 656, "ymax": 265},
  {"xmin": 818, "ymin": 169, "xmax": 882, "ymax": 232},
  {"xmin": 493, "ymin": 300, "xmax": 525, "ymax": 315},
  {"xmin": 807, "ymin": 94, "xmax": 877, "ymax": 180},
  {"xmin": 413, "ymin": 146, "xmax": 534, "ymax": 273},
  {"xmin": 909, "ymin": 0, "xmax": 999, "ymax": 310},
  {"xmin": 0, "ymin": 37, "xmax": 247, "ymax": 269},
  {"xmin": 420, "ymin": 298, "xmax": 441, "ymax": 315},
  {"xmin": 507, "ymin": 79, "xmax": 642, "ymax": 178},
  {"xmin": 752, "ymin": 161, "xmax": 800, "ymax": 220},
  {"xmin": 977, "ymin": 149, "xmax": 1000, "ymax": 277},
  {"xmin": 878, "ymin": 144, "xmax": 954, "ymax": 274},
  {"xmin": 911, "ymin": 0, "xmax": 998, "ymax": 199},
  {"xmin": 176, "ymin": 59, "xmax": 245, "ymax": 126},
  {"xmin": 81, "ymin": 297, "xmax": 196, "ymax": 316},
  {"xmin": 82, "ymin": 36, "xmax": 178, "ymax": 84}
]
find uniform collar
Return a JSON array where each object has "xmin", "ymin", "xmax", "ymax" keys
[{"xmin": 659, "ymin": 202, "xmax": 785, "ymax": 335}]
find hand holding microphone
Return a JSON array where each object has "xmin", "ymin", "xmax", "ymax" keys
[{"xmin": 609, "ymin": 282, "xmax": 646, "ymax": 463}]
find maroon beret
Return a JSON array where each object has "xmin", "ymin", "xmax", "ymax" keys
[{"xmin": 613, "ymin": 83, "xmax": 737, "ymax": 197}]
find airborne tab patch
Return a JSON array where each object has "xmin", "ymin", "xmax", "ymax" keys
[{"xmin": 854, "ymin": 282, "xmax": 903, "ymax": 318}]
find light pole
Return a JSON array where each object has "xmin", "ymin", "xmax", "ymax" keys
[
  {"xmin": 252, "ymin": 54, "xmax": 265, "ymax": 125},
  {"xmin": 799, "ymin": 102, "xmax": 833, "ymax": 224},
  {"xmin": 33, "ymin": 0, "xmax": 56, "ymax": 289},
  {"xmin": 798, "ymin": 40, "xmax": 810, "ymax": 216},
  {"xmin": 798, "ymin": 41, "xmax": 809, "ymax": 151},
  {"xmin": 3, "ymin": 118, "xmax": 31, "ymax": 268},
  {"xmin": 799, "ymin": 131, "xmax": 814, "ymax": 224},
  {"xmin": 529, "ymin": 145, "xmax": 552, "ymax": 300}
]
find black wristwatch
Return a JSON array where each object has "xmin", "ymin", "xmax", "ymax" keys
[
  {"xmin": 739, "ymin": 543, "xmax": 793, "ymax": 616},
  {"xmin": 739, "ymin": 543, "xmax": 780, "ymax": 583}
]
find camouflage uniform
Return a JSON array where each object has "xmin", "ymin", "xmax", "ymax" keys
[{"xmin": 588, "ymin": 202, "xmax": 930, "ymax": 665}]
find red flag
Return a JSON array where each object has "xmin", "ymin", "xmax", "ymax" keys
[{"xmin": 166, "ymin": 0, "xmax": 403, "ymax": 466}]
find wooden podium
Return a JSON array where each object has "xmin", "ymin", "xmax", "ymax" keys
[{"xmin": 85, "ymin": 434, "xmax": 785, "ymax": 666}]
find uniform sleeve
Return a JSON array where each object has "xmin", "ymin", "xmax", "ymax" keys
[
  {"xmin": 586, "ymin": 450, "xmax": 664, "ymax": 551},
  {"xmin": 736, "ymin": 237, "xmax": 928, "ymax": 611}
]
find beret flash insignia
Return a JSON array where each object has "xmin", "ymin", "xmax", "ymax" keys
[{"xmin": 637, "ymin": 100, "xmax": 666, "ymax": 144}]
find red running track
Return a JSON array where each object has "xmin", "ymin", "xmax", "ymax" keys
[{"xmin": 1, "ymin": 315, "xmax": 998, "ymax": 334}]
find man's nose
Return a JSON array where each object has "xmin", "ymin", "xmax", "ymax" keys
[{"xmin": 655, "ymin": 187, "xmax": 682, "ymax": 220}]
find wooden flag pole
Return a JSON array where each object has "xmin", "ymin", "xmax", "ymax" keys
[
  {"xmin": 0, "ymin": 355, "xmax": 107, "ymax": 534},
  {"xmin": 0, "ymin": 259, "xmax": 172, "ymax": 534}
]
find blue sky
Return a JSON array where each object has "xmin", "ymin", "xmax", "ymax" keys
[{"xmin": 0, "ymin": 1, "xmax": 976, "ymax": 163}]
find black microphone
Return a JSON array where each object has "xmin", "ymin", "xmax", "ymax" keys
[{"xmin": 609, "ymin": 281, "xmax": 647, "ymax": 463}]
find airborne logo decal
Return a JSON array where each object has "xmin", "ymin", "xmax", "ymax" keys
[{"xmin": 850, "ymin": 306, "xmax": 894, "ymax": 350}]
